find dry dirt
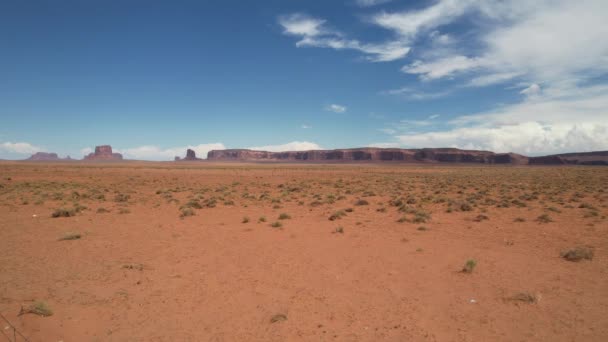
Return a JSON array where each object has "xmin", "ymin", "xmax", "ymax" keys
[{"xmin": 1, "ymin": 162, "xmax": 607, "ymax": 341}]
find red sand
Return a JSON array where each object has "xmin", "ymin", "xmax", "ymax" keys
[{"xmin": 1, "ymin": 162, "xmax": 607, "ymax": 341}]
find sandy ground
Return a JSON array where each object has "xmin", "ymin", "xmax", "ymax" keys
[{"xmin": 0, "ymin": 162, "xmax": 607, "ymax": 341}]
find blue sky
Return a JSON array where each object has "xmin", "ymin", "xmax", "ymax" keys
[{"xmin": 1, "ymin": 0, "xmax": 607, "ymax": 160}]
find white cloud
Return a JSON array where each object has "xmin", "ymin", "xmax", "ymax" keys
[
  {"xmin": 520, "ymin": 83, "xmax": 541, "ymax": 98},
  {"xmin": 385, "ymin": 86, "xmax": 451, "ymax": 100},
  {"xmin": 0, "ymin": 141, "xmax": 42, "ymax": 154},
  {"xmin": 384, "ymin": 84, "xmax": 608, "ymax": 155},
  {"xmin": 356, "ymin": 0, "xmax": 392, "ymax": 7},
  {"xmin": 325, "ymin": 104, "xmax": 347, "ymax": 113},
  {"xmin": 279, "ymin": 13, "xmax": 328, "ymax": 37},
  {"xmin": 80, "ymin": 147, "xmax": 94, "ymax": 156},
  {"xmin": 301, "ymin": 124, "xmax": 312, "ymax": 129},
  {"xmin": 249, "ymin": 141, "xmax": 322, "ymax": 152},
  {"xmin": 403, "ymin": 56, "xmax": 488, "ymax": 80},
  {"xmin": 468, "ymin": 72, "xmax": 522, "ymax": 87},
  {"xmin": 371, "ymin": 0, "xmax": 477, "ymax": 39},
  {"xmin": 395, "ymin": 0, "xmax": 608, "ymax": 85},
  {"xmin": 428, "ymin": 114, "xmax": 440, "ymax": 120},
  {"xmin": 279, "ymin": 13, "xmax": 410, "ymax": 62},
  {"xmin": 112, "ymin": 143, "xmax": 225, "ymax": 161}
]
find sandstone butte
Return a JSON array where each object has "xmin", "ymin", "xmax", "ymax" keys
[
  {"xmin": 25, "ymin": 152, "xmax": 73, "ymax": 161},
  {"xmin": 175, "ymin": 149, "xmax": 202, "ymax": 161},
  {"xmin": 206, "ymin": 148, "xmax": 608, "ymax": 165},
  {"xmin": 83, "ymin": 145, "xmax": 123, "ymax": 161}
]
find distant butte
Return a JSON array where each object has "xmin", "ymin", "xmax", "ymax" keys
[
  {"xmin": 206, "ymin": 148, "xmax": 608, "ymax": 165},
  {"xmin": 175, "ymin": 148, "xmax": 202, "ymax": 161},
  {"xmin": 25, "ymin": 152, "xmax": 73, "ymax": 161},
  {"xmin": 84, "ymin": 145, "xmax": 123, "ymax": 161}
]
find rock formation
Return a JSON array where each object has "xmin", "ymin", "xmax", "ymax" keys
[
  {"xmin": 26, "ymin": 152, "xmax": 61, "ymax": 161},
  {"xmin": 207, "ymin": 148, "xmax": 530, "ymax": 164},
  {"xmin": 175, "ymin": 148, "xmax": 202, "ymax": 161},
  {"xmin": 84, "ymin": 145, "xmax": 123, "ymax": 161},
  {"xmin": 529, "ymin": 151, "xmax": 608, "ymax": 165},
  {"xmin": 25, "ymin": 152, "xmax": 75, "ymax": 161}
]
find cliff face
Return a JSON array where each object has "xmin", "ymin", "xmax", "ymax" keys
[
  {"xmin": 25, "ymin": 152, "xmax": 73, "ymax": 161},
  {"xmin": 84, "ymin": 145, "xmax": 123, "ymax": 161},
  {"xmin": 529, "ymin": 151, "xmax": 608, "ymax": 165},
  {"xmin": 207, "ymin": 148, "xmax": 530, "ymax": 164},
  {"xmin": 26, "ymin": 152, "xmax": 60, "ymax": 161}
]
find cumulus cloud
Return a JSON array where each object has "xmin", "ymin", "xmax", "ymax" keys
[
  {"xmin": 325, "ymin": 104, "xmax": 347, "ymax": 113},
  {"xmin": 110, "ymin": 143, "xmax": 225, "ymax": 161},
  {"xmin": 279, "ymin": 13, "xmax": 409, "ymax": 62},
  {"xmin": 301, "ymin": 124, "xmax": 312, "ymax": 129},
  {"xmin": 249, "ymin": 141, "xmax": 322, "ymax": 152},
  {"xmin": 0, "ymin": 141, "xmax": 42, "ymax": 155},
  {"xmin": 380, "ymin": 84, "xmax": 608, "ymax": 155}
]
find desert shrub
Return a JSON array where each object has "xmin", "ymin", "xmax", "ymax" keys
[
  {"xmin": 536, "ymin": 214, "xmax": 552, "ymax": 223},
  {"xmin": 180, "ymin": 208, "xmax": 195, "ymax": 218},
  {"xmin": 270, "ymin": 313, "xmax": 287, "ymax": 323},
  {"xmin": 258, "ymin": 216, "xmax": 267, "ymax": 223},
  {"xmin": 473, "ymin": 214, "xmax": 489, "ymax": 222},
  {"xmin": 334, "ymin": 226, "xmax": 344, "ymax": 234},
  {"xmin": 508, "ymin": 292, "xmax": 537, "ymax": 304},
  {"xmin": 462, "ymin": 259, "xmax": 477, "ymax": 273},
  {"xmin": 114, "ymin": 193, "xmax": 130, "ymax": 202},
  {"xmin": 278, "ymin": 213, "xmax": 291, "ymax": 220},
  {"xmin": 182, "ymin": 199, "xmax": 202, "ymax": 209},
  {"xmin": 513, "ymin": 217, "xmax": 525, "ymax": 222},
  {"xmin": 242, "ymin": 216, "xmax": 250, "ymax": 223},
  {"xmin": 52, "ymin": 208, "xmax": 75, "ymax": 218},
  {"xmin": 355, "ymin": 199, "xmax": 369, "ymax": 206},
  {"xmin": 58, "ymin": 232, "xmax": 81, "ymax": 241},
  {"xmin": 310, "ymin": 200, "xmax": 323, "ymax": 207},
  {"xmin": 329, "ymin": 210, "xmax": 346, "ymax": 221},
  {"xmin": 413, "ymin": 211, "xmax": 431, "ymax": 223},
  {"xmin": 270, "ymin": 221, "xmax": 283, "ymax": 228},
  {"xmin": 19, "ymin": 301, "xmax": 53, "ymax": 317},
  {"xmin": 561, "ymin": 247, "xmax": 593, "ymax": 261},
  {"xmin": 96, "ymin": 207, "xmax": 110, "ymax": 213},
  {"xmin": 118, "ymin": 208, "xmax": 131, "ymax": 214}
]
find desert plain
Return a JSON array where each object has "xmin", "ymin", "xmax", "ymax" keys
[{"xmin": 0, "ymin": 162, "xmax": 607, "ymax": 341}]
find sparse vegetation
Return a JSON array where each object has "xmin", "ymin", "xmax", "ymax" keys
[
  {"xmin": 354, "ymin": 199, "xmax": 369, "ymax": 206},
  {"xmin": 19, "ymin": 301, "xmax": 53, "ymax": 317},
  {"xmin": 561, "ymin": 247, "xmax": 594, "ymax": 262},
  {"xmin": 52, "ymin": 208, "xmax": 76, "ymax": 218},
  {"xmin": 180, "ymin": 207, "xmax": 195, "ymax": 218},
  {"xmin": 462, "ymin": 259, "xmax": 477, "ymax": 273},
  {"xmin": 537, "ymin": 214, "xmax": 553, "ymax": 223},
  {"xmin": 58, "ymin": 232, "xmax": 81, "ymax": 241},
  {"xmin": 270, "ymin": 313, "xmax": 287, "ymax": 323},
  {"xmin": 508, "ymin": 292, "xmax": 538, "ymax": 304}
]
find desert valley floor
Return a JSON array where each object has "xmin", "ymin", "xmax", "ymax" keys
[{"xmin": 0, "ymin": 162, "xmax": 607, "ymax": 341}]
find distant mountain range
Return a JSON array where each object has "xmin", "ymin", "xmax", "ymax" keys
[
  {"xmin": 17, "ymin": 145, "xmax": 608, "ymax": 165},
  {"xmin": 206, "ymin": 148, "xmax": 608, "ymax": 165}
]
